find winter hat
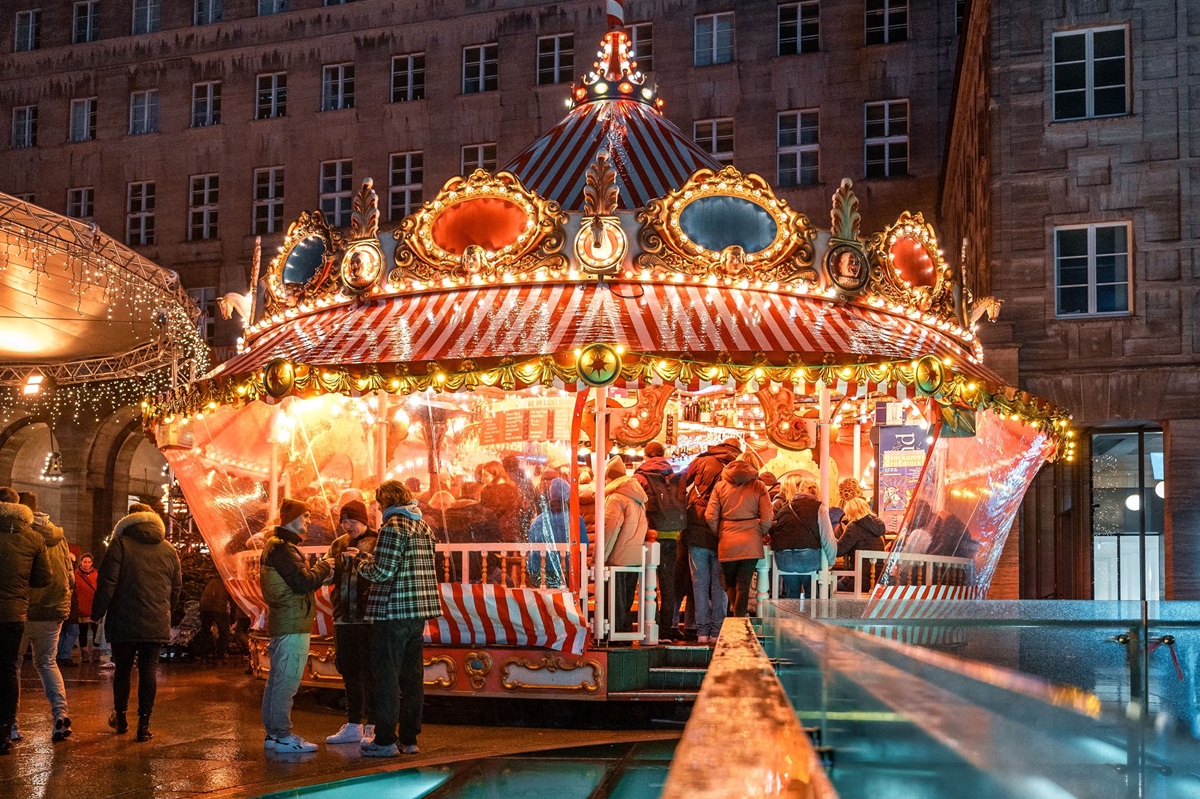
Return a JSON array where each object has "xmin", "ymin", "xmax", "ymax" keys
[
  {"xmin": 17, "ymin": 491, "xmax": 37, "ymax": 512},
  {"xmin": 279, "ymin": 498, "xmax": 310, "ymax": 528},
  {"xmin": 605, "ymin": 455, "xmax": 628, "ymax": 480},
  {"xmin": 339, "ymin": 500, "xmax": 369, "ymax": 526},
  {"xmin": 644, "ymin": 441, "xmax": 666, "ymax": 458},
  {"xmin": 722, "ymin": 437, "xmax": 743, "ymax": 451},
  {"xmin": 548, "ymin": 477, "xmax": 571, "ymax": 503},
  {"xmin": 128, "ymin": 502, "xmax": 154, "ymax": 514}
]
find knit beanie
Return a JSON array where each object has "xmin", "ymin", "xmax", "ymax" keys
[
  {"xmin": 279, "ymin": 498, "xmax": 310, "ymax": 528},
  {"xmin": 338, "ymin": 500, "xmax": 369, "ymax": 526},
  {"xmin": 605, "ymin": 455, "xmax": 628, "ymax": 480}
]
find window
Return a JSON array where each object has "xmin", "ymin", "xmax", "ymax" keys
[
  {"xmin": 388, "ymin": 151, "xmax": 423, "ymax": 221},
  {"xmin": 955, "ymin": 0, "xmax": 965, "ymax": 34},
  {"xmin": 252, "ymin": 166, "xmax": 284, "ymax": 234},
  {"xmin": 864, "ymin": 99, "xmax": 907, "ymax": 178},
  {"xmin": 779, "ymin": 1, "xmax": 819, "ymax": 55},
  {"xmin": 462, "ymin": 43, "xmax": 498, "ymax": 94},
  {"xmin": 537, "ymin": 34, "xmax": 574, "ymax": 85},
  {"xmin": 195, "ymin": 0, "xmax": 223, "ymax": 25},
  {"xmin": 132, "ymin": 0, "xmax": 160, "ymax": 35},
  {"xmin": 188, "ymin": 174, "xmax": 219, "ymax": 240},
  {"xmin": 12, "ymin": 193, "xmax": 34, "ymax": 202},
  {"xmin": 1052, "ymin": 27, "xmax": 1128, "ymax": 121},
  {"xmin": 256, "ymin": 72, "xmax": 287, "ymax": 119},
  {"xmin": 73, "ymin": 2, "xmax": 99, "ymax": 44},
  {"xmin": 865, "ymin": 0, "xmax": 906, "ymax": 45},
  {"xmin": 629, "ymin": 22, "xmax": 652, "ymax": 71},
  {"xmin": 1054, "ymin": 223, "xmax": 1131, "ymax": 316},
  {"xmin": 11, "ymin": 106, "xmax": 36, "ymax": 149},
  {"xmin": 258, "ymin": 0, "xmax": 288, "ymax": 14},
  {"xmin": 324, "ymin": 0, "xmax": 352, "ymax": 4},
  {"xmin": 461, "ymin": 143, "xmax": 497, "ymax": 174},
  {"xmin": 1091, "ymin": 430, "xmax": 1164, "ymax": 601},
  {"xmin": 778, "ymin": 109, "xmax": 819, "ymax": 187},
  {"xmin": 391, "ymin": 53, "xmax": 425, "ymax": 102},
  {"xmin": 319, "ymin": 160, "xmax": 353, "ymax": 226},
  {"xmin": 129, "ymin": 90, "xmax": 158, "ymax": 135},
  {"xmin": 191, "ymin": 81, "xmax": 222, "ymax": 127},
  {"xmin": 321, "ymin": 63, "xmax": 354, "ymax": 111},
  {"xmin": 67, "ymin": 187, "xmax": 94, "ymax": 220},
  {"xmin": 15, "ymin": 10, "xmax": 40, "ymax": 52},
  {"xmin": 694, "ymin": 12, "xmax": 734, "ymax": 66},
  {"xmin": 188, "ymin": 287, "xmax": 217, "ymax": 345},
  {"xmin": 126, "ymin": 181, "xmax": 155, "ymax": 245},
  {"xmin": 693, "ymin": 118, "xmax": 734, "ymax": 165},
  {"xmin": 69, "ymin": 97, "xmax": 97, "ymax": 142}
]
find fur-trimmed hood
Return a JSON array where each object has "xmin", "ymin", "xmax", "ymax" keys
[
  {"xmin": 114, "ymin": 511, "xmax": 166, "ymax": 544},
  {"xmin": 0, "ymin": 501, "xmax": 34, "ymax": 532}
]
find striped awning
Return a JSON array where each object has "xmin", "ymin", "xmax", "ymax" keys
[
  {"xmin": 503, "ymin": 99, "xmax": 721, "ymax": 211},
  {"xmin": 220, "ymin": 283, "xmax": 992, "ymax": 382}
]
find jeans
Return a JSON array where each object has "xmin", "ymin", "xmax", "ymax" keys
[
  {"xmin": 689, "ymin": 547, "xmax": 726, "ymax": 639},
  {"xmin": 655, "ymin": 538, "xmax": 678, "ymax": 636},
  {"xmin": 261, "ymin": 633, "xmax": 311, "ymax": 739},
  {"xmin": 721, "ymin": 559, "xmax": 759, "ymax": 618},
  {"xmin": 674, "ymin": 542, "xmax": 695, "ymax": 631},
  {"xmin": 57, "ymin": 621, "xmax": 79, "ymax": 661},
  {"xmin": 111, "ymin": 642, "xmax": 161, "ymax": 717},
  {"xmin": 0, "ymin": 622, "xmax": 24, "ymax": 725},
  {"xmin": 371, "ymin": 619, "xmax": 425, "ymax": 747},
  {"xmin": 334, "ymin": 624, "xmax": 375, "ymax": 725},
  {"xmin": 773, "ymin": 549, "xmax": 821, "ymax": 598},
  {"xmin": 199, "ymin": 611, "xmax": 231, "ymax": 658},
  {"xmin": 19, "ymin": 620, "xmax": 68, "ymax": 721}
]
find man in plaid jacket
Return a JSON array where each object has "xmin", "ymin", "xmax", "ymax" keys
[{"xmin": 356, "ymin": 480, "xmax": 441, "ymax": 757}]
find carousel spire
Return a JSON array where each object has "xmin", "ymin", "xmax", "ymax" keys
[
  {"xmin": 568, "ymin": 0, "xmax": 660, "ymax": 110},
  {"xmin": 606, "ymin": 0, "xmax": 624, "ymax": 31}
]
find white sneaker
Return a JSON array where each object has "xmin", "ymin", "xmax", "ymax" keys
[
  {"xmin": 273, "ymin": 734, "xmax": 318, "ymax": 753},
  {"xmin": 360, "ymin": 741, "xmax": 398, "ymax": 758},
  {"xmin": 325, "ymin": 722, "xmax": 363, "ymax": 744},
  {"xmin": 263, "ymin": 735, "xmax": 278, "ymax": 750},
  {"xmin": 9, "ymin": 722, "xmax": 20, "ymax": 741},
  {"xmin": 362, "ymin": 725, "xmax": 374, "ymax": 741},
  {"xmin": 399, "ymin": 743, "xmax": 420, "ymax": 755}
]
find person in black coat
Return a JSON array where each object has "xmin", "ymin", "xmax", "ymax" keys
[
  {"xmin": 92, "ymin": 505, "xmax": 182, "ymax": 742},
  {"xmin": 0, "ymin": 487, "xmax": 50, "ymax": 752},
  {"xmin": 836, "ymin": 498, "xmax": 888, "ymax": 592}
]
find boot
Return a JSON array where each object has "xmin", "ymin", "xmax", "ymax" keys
[
  {"xmin": 0, "ymin": 723, "xmax": 11, "ymax": 755},
  {"xmin": 136, "ymin": 714, "xmax": 152, "ymax": 743},
  {"xmin": 108, "ymin": 710, "xmax": 128, "ymax": 734}
]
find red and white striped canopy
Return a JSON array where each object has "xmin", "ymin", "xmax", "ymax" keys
[
  {"xmin": 503, "ymin": 100, "xmax": 721, "ymax": 211},
  {"xmin": 220, "ymin": 283, "xmax": 991, "ymax": 381}
]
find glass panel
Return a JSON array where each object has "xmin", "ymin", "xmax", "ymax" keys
[
  {"xmin": 1092, "ymin": 87, "xmax": 1127, "ymax": 117},
  {"xmin": 1057, "ymin": 286, "xmax": 1088, "ymax": 315},
  {"xmin": 1095, "ymin": 284, "xmax": 1127, "ymax": 313},
  {"xmin": 1053, "ymin": 32, "xmax": 1086, "ymax": 63},
  {"xmin": 1092, "ymin": 28, "xmax": 1125, "ymax": 59}
]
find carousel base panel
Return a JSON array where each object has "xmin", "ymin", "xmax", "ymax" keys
[{"xmin": 247, "ymin": 633, "xmax": 710, "ymax": 702}]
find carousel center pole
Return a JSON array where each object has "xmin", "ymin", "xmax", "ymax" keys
[
  {"xmin": 818, "ymin": 384, "xmax": 832, "ymax": 597},
  {"xmin": 592, "ymin": 385, "xmax": 608, "ymax": 643}
]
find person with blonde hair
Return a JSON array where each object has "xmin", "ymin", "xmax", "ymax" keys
[
  {"xmin": 836, "ymin": 497, "xmax": 887, "ymax": 578},
  {"xmin": 766, "ymin": 473, "xmax": 835, "ymax": 599}
]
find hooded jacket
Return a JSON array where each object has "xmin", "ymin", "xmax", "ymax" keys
[
  {"xmin": 634, "ymin": 456, "xmax": 686, "ymax": 535},
  {"xmin": 259, "ymin": 525, "xmax": 332, "ymax": 636},
  {"xmin": 837, "ymin": 513, "xmax": 888, "ymax": 563},
  {"xmin": 91, "ymin": 511, "xmax": 183, "ymax": 643},
  {"xmin": 325, "ymin": 527, "xmax": 379, "ymax": 624},
  {"xmin": 682, "ymin": 443, "xmax": 741, "ymax": 550},
  {"xmin": 27, "ymin": 512, "xmax": 74, "ymax": 622},
  {"xmin": 0, "ymin": 500, "xmax": 51, "ymax": 623},
  {"xmin": 603, "ymin": 476, "xmax": 649, "ymax": 566},
  {"xmin": 706, "ymin": 460, "xmax": 774, "ymax": 562}
]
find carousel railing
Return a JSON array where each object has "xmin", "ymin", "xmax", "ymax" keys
[{"xmin": 829, "ymin": 550, "xmax": 974, "ymax": 597}]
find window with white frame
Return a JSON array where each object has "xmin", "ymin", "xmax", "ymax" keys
[
  {"xmin": 321, "ymin": 63, "xmax": 354, "ymax": 111},
  {"xmin": 195, "ymin": 0, "xmax": 223, "ymax": 25},
  {"xmin": 461, "ymin": 143, "xmax": 497, "ymax": 173},
  {"xmin": 1052, "ymin": 27, "xmax": 1127, "ymax": 121},
  {"xmin": 258, "ymin": 0, "xmax": 288, "ymax": 15},
  {"xmin": 188, "ymin": 287, "xmax": 217, "ymax": 345},
  {"xmin": 256, "ymin": 72, "xmax": 287, "ymax": 119},
  {"xmin": 629, "ymin": 22, "xmax": 652, "ymax": 71},
  {"xmin": 15, "ymin": 10, "xmax": 41, "ymax": 52},
  {"xmin": 132, "ymin": 0, "xmax": 160, "ymax": 35},
  {"xmin": 188, "ymin": 174, "xmax": 219, "ymax": 240},
  {"xmin": 391, "ymin": 53, "xmax": 425, "ymax": 102},
  {"xmin": 694, "ymin": 12, "xmax": 734, "ymax": 66},
  {"xmin": 1054, "ymin": 223, "xmax": 1131, "ymax": 317},
  {"xmin": 779, "ymin": 1, "xmax": 819, "ymax": 55},
  {"xmin": 778, "ymin": 109, "xmax": 819, "ymax": 187},
  {"xmin": 11, "ymin": 106, "xmax": 36, "ymax": 149},
  {"xmin": 388, "ymin": 151, "xmax": 423, "ymax": 221},
  {"xmin": 462, "ymin": 43, "xmax": 498, "ymax": 94},
  {"xmin": 863, "ymin": 99, "xmax": 907, "ymax": 178},
  {"xmin": 191, "ymin": 81, "xmax": 221, "ymax": 127},
  {"xmin": 693, "ymin": 118, "xmax": 734, "ymax": 165},
  {"xmin": 126, "ymin": 181, "xmax": 155, "ymax": 245},
  {"xmin": 67, "ymin": 186, "xmax": 94, "ymax": 219},
  {"xmin": 865, "ymin": 0, "xmax": 906, "ymax": 45},
  {"xmin": 129, "ymin": 90, "xmax": 158, "ymax": 135},
  {"xmin": 73, "ymin": 2, "xmax": 99, "ymax": 44},
  {"xmin": 252, "ymin": 166, "xmax": 284, "ymax": 234},
  {"xmin": 537, "ymin": 34, "xmax": 574, "ymax": 85},
  {"xmin": 69, "ymin": 97, "xmax": 96, "ymax": 142},
  {"xmin": 954, "ymin": 0, "xmax": 965, "ymax": 34},
  {"xmin": 319, "ymin": 160, "xmax": 353, "ymax": 226},
  {"xmin": 12, "ymin": 193, "xmax": 34, "ymax": 202}
]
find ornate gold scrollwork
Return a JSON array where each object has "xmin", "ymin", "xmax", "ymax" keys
[
  {"xmin": 390, "ymin": 169, "xmax": 569, "ymax": 284},
  {"xmin": 866, "ymin": 211, "xmax": 958, "ymax": 322},
  {"xmin": 423, "ymin": 655, "xmax": 457, "ymax": 688},
  {"xmin": 264, "ymin": 211, "xmax": 344, "ymax": 314},
  {"xmin": 582, "ymin": 384, "xmax": 677, "ymax": 447},
  {"xmin": 755, "ymin": 384, "xmax": 816, "ymax": 452},
  {"xmin": 576, "ymin": 150, "xmax": 627, "ymax": 275},
  {"xmin": 500, "ymin": 654, "xmax": 603, "ymax": 693},
  {"xmin": 464, "ymin": 651, "xmax": 494, "ymax": 690},
  {"xmin": 635, "ymin": 166, "xmax": 818, "ymax": 284}
]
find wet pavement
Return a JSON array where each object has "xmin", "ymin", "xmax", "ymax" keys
[{"xmin": 1, "ymin": 657, "xmax": 680, "ymax": 799}]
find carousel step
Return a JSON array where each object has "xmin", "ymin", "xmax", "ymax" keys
[
  {"xmin": 662, "ymin": 645, "xmax": 714, "ymax": 668},
  {"xmin": 648, "ymin": 666, "xmax": 707, "ymax": 691},
  {"xmin": 607, "ymin": 688, "xmax": 699, "ymax": 702}
]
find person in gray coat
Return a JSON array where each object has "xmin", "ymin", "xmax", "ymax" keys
[{"xmin": 92, "ymin": 504, "xmax": 182, "ymax": 743}]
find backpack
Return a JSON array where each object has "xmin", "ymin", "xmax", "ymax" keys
[{"xmin": 642, "ymin": 471, "xmax": 687, "ymax": 532}]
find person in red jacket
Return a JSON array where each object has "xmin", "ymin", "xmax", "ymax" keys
[{"xmin": 73, "ymin": 553, "xmax": 99, "ymax": 663}]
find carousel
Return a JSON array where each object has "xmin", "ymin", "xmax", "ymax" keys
[{"xmin": 142, "ymin": 9, "xmax": 1072, "ymax": 699}]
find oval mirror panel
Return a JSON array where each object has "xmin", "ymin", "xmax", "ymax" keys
[
  {"xmin": 430, "ymin": 198, "xmax": 528, "ymax": 255},
  {"xmin": 889, "ymin": 237, "xmax": 938, "ymax": 288},
  {"xmin": 282, "ymin": 236, "xmax": 328, "ymax": 285},
  {"xmin": 678, "ymin": 196, "xmax": 778, "ymax": 254}
]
